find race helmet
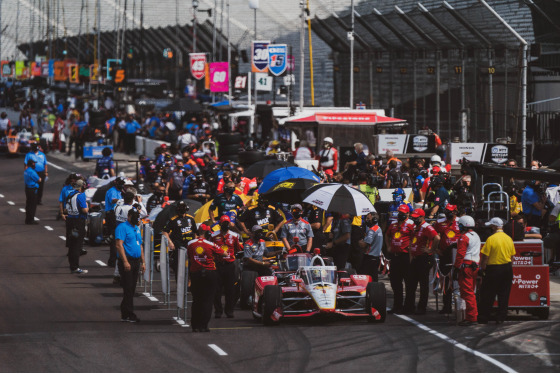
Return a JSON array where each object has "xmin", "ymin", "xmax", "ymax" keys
[
  {"xmin": 176, "ymin": 200, "xmax": 189, "ymax": 214},
  {"xmin": 458, "ymin": 215, "xmax": 475, "ymax": 231},
  {"xmin": 431, "ymin": 154, "xmax": 442, "ymax": 165},
  {"xmin": 323, "ymin": 137, "xmax": 333, "ymax": 144},
  {"xmin": 392, "ymin": 188, "xmax": 405, "ymax": 203}
]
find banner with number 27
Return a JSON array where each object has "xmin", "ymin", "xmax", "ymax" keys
[{"xmin": 209, "ymin": 62, "xmax": 229, "ymax": 93}]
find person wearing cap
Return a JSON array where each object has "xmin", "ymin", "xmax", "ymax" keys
[
  {"xmin": 187, "ymin": 172, "xmax": 212, "ymax": 203},
  {"xmin": 408, "ymin": 208, "xmax": 440, "ymax": 315},
  {"xmin": 105, "ymin": 177, "xmax": 126, "ymax": 267},
  {"xmin": 187, "ymin": 224, "xmax": 227, "ymax": 332},
  {"xmin": 419, "ymin": 165, "xmax": 441, "ymax": 202},
  {"xmin": 478, "ymin": 217, "xmax": 516, "ymax": 324},
  {"xmin": 211, "ymin": 215, "xmax": 243, "ymax": 318},
  {"xmin": 433, "ymin": 204, "xmax": 461, "ymax": 314},
  {"xmin": 24, "ymin": 142, "xmax": 48, "ymax": 205},
  {"xmin": 281, "ymin": 204, "xmax": 314, "ymax": 253},
  {"xmin": 385, "ymin": 204, "xmax": 416, "ymax": 314},
  {"xmin": 239, "ymin": 196, "xmax": 285, "ymax": 237},
  {"xmin": 65, "ymin": 179, "xmax": 89, "ymax": 274},
  {"xmin": 113, "ymin": 191, "xmax": 143, "ymax": 284},
  {"xmin": 23, "ymin": 159, "xmax": 41, "ymax": 225},
  {"xmin": 162, "ymin": 201, "xmax": 197, "ymax": 278},
  {"xmin": 453, "ymin": 215, "xmax": 481, "ymax": 326},
  {"xmin": 358, "ymin": 212, "xmax": 383, "ymax": 281},
  {"xmin": 243, "ymin": 225, "xmax": 275, "ymax": 276},
  {"xmin": 58, "ymin": 173, "xmax": 80, "ymax": 221},
  {"xmin": 115, "ymin": 207, "xmax": 146, "ymax": 323},
  {"xmin": 317, "ymin": 137, "xmax": 338, "ymax": 173}
]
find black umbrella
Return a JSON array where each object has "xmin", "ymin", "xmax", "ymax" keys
[
  {"xmin": 152, "ymin": 199, "xmax": 203, "ymax": 233},
  {"xmin": 261, "ymin": 178, "xmax": 319, "ymax": 204},
  {"xmin": 91, "ymin": 183, "xmax": 113, "ymax": 203},
  {"xmin": 163, "ymin": 97, "xmax": 203, "ymax": 112},
  {"xmin": 243, "ymin": 159, "xmax": 293, "ymax": 179}
]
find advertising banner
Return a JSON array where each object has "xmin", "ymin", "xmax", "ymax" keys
[
  {"xmin": 1, "ymin": 61, "xmax": 12, "ymax": 77},
  {"xmin": 375, "ymin": 134, "xmax": 437, "ymax": 155},
  {"xmin": 448, "ymin": 143, "xmax": 515, "ymax": 165},
  {"xmin": 209, "ymin": 62, "xmax": 229, "ymax": 93},
  {"xmin": 251, "ymin": 41, "xmax": 269, "ymax": 73},
  {"xmin": 189, "ymin": 53, "xmax": 206, "ymax": 80},
  {"xmin": 268, "ymin": 44, "xmax": 288, "ymax": 76}
]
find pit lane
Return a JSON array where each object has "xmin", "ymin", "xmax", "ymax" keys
[{"xmin": 0, "ymin": 155, "xmax": 559, "ymax": 372}]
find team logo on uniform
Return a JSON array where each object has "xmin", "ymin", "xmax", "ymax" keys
[
  {"xmin": 190, "ymin": 53, "xmax": 206, "ymax": 80},
  {"xmin": 195, "ymin": 246, "xmax": 204, "ymax": 255},
  {"xmin": 268, "ymin": 44, "xmax": 288, "ymax": 76},
  {"xmin": 447, "ymin": 231, "xmax": 456, "ymax": 238},
  {"xmin": 394, "ymin": 232, "xmax": 401, "ymax": 239},
  {"xmin": 412, "ymin": 237, "xmax": 418, "ymax": 244},
  {"xmin": 221, "ymin": 245, "xmax": 229, "ymax": 254}
]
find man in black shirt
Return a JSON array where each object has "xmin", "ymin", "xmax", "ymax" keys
[
  {"xmin": 303, "ymin": 203, "xmax": 328, "ymax": 253},
  {"xmin": 146, "ymin": 184, "xmax": 166, "ymax": 214},
  {"xmin": 187, "ymin": 172, "xmax": 212, "ymax": 203},
  {"xmin": 238, "ymin": 196, "xmax": 284, "ymax": 236},
  {"xmin": 162, "ymin": 201, "xmax": 197, "ymax": 277}
]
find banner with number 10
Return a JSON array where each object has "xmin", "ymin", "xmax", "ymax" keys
[{"xmin": 209, "ymin": 62, "xmax": 229, "ymax": 93}]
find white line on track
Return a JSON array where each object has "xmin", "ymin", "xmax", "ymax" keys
[
  {"xmin": 95, "ymin": 260, "xmax": 107, "ymax": 267},
  {"xmin": 44, "ymin": 226, "xmax": 53, "ymax": 231},
  {"xmin": 7, "ymin": 201, "xmax": 14, "ymax": 205},
  {"xmin": 0, "ymin": 194, "xmax": 4, "ymax": 198},
  {"xmin": 47, "ymin": 161, "xmax": 71, "ymax": 173},
  {"xmin": 173, "ymin": 317, "xmax": 190, "ymax": 327},
  {"xmin": 142, "ymin": 292, "xmax": 159, "ymax": 302},
  {"xmin": 34, "ymin": 217, "xmax": 39, "ymax": 221},
  {"xmin": 396, "ymin": 314, "xmax": 517, "ymax": 373},
  {"xmin": 488, "ymin": 353, "xmax": 560, "ymax": 356},
  {"xmin": 59, "ymin": 236, "xmax": 66, "ymax": 240},
  {"xmin": 208, "ymin": 344, "xmax": 228, "ymax": 356},
  {"xmin": 19, "ymin": 208, "xmax": 25, "ymax": 213}
]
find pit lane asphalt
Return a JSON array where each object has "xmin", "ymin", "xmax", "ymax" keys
[{"xmin": 1, "ymin": 155, "xmax": 559, "ymax": 372}]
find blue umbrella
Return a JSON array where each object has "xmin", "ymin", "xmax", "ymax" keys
[{"xmin": 259, "ymin": 167, "xmax": 321, "ymax": 194}]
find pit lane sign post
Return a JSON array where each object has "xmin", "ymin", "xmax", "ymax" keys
[{"xmin": 176, "ymin": 247, "xmax": 189, "ymax": 326}]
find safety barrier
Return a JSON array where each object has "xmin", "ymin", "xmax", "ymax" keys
[
  {"xmin": 140, "ymin": 222, "xmax": 189, "ymax": 326},
  {"xmin": 134, "ymin": 136, "xmax": 171, "ymax": 158}
]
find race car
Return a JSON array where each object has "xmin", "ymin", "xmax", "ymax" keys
[{"xmin": 251, "ymin": 253, "xmax": 386, "ymax": 325}]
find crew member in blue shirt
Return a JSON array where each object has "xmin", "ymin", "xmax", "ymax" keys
[
  {"xmin": 24, "ymin": 159, "xmax": 41, "ymax": 225},
  {"xmin": 94, "ymin": 147, "xmax": 116, "ymax": 178},
  {"xmin": 124, "ymin": 115, "xmax": 141, "ymax": 155},
  {"xmin": 115, "ymin": 207, "xmax": 145, "ymax": 323},
  {"xmin": 24, "ymin": 143, "xmax": 48, "ymax": 205},
  {"xmin": 58, "ymin": 173, "xmax": 79, "ymax": 221},
  {"xmin": 106, "ymin": 177, "xmax": 126, "ymax": 267},
  {"xmin": 522, "ymin": 180, "xmax": 546, "ymax": 228},
  {"xmin": 66, "ymin": 179, "xmax": 89, "ymax": 274}
]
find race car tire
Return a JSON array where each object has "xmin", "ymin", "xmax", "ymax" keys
[
  {"xmin": 217, "ymin": 132, "xmax": 243, "ymax": 145},
  {"xmin": 366, "ymin": 282, "xmax": 386, "ymax": 323},
  {"xmin": 219, "ymin": 144, "xmax": 243, "ymax": 155},
  {"xmin": 218, "ymin": 154, "xmax": 240, "ymax": 163},
  {"xmin": 87, "ymin": 212, "xmax": 104, "ymax": 246},
  {"xmin": 262, "ymin": 285, "xmax": 282, "ymax": 326},
  {"xmin": 240, "ymin": 270, "xmax": 258, "ymax": 310},
  {"xmin": 531, "ymin": 307, "xmax": 549, "ymax": 320},
  {"xmin": 239, "ymin": 150, "xmax": 265, "ymax": 165}
]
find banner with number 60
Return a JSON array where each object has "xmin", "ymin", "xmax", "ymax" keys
[{"xmin": 209, "ymin": 62, "xmax": 229, "ymax": 93}]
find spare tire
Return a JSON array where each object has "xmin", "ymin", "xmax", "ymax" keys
[
  {"xmin": 217, "ymin": 132, "xmax": 243, "ymax": 145},
  {"xmin": 219, "ymin": 144, "xmax": 243, "ymax": 155}
]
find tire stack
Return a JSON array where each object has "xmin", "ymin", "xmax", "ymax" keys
[
  {"xmin": 217, "ymin": 132, "xmax": 243, "ymax": 163},
  {"xmin": 238, "ymin": 150, "xmax": 266, "ymax": 166},
  {"xmin": 89, "ymin": 111, "xmax": 106, "ymax": 131}
]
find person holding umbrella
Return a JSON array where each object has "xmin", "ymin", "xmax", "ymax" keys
[
  {"xmin": 281, "ymin": 204, "xmax": 314, "ymax": 253},
  {"xmin": 161, "ymin": 201, "xmax": 197, "ymax": 278}
]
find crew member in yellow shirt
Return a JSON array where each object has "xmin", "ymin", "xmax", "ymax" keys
[{"xmin": 478, "ymin": 217, "xmax": 516, "ymax": 324}]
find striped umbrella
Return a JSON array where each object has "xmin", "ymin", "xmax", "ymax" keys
[{"xmin": 302, "ymin": 183, "xmax": 376, "ymax": 216}]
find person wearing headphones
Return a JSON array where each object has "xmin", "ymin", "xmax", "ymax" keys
[
  {"xmin": 65, "ymin": 179, "xmax": 89, "ymax": 274},
  {"xmin": 106, "ymin": 177, "xmax": 126, "ymax": 267},
  {"xmin": 162, "ymin": 201, "xmax": 197, "ymax": 278}
]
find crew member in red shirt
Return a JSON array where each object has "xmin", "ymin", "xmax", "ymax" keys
[
  {"xmin": 409, "ymin": 208, "xmax": 440, "ymax": 315},
  {"xmin": 187, "ymin": 224, "xmax": 227, "ymax": 332},
  {"xmin": 453, "ymin": 215, "xmax": 481, "ymax": 326},
  {"xmin": 433, "ymin": 204, "xmax": 460, "ymax": 314},
  {"xmin": 212, "ymin": 216, "xmax": 243, "ymax": 319},
  {"xmin": 385, "ymin": 204, "xmax": 415, "ymax": 314}
]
